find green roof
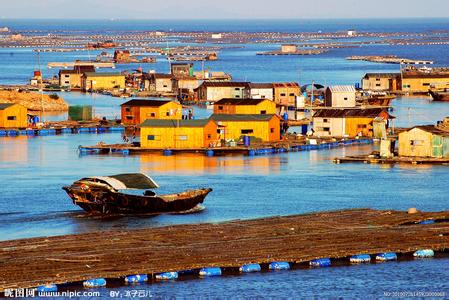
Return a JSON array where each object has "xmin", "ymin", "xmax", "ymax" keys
[
  {"xmin": 0, "ymin": 103, "xmax": 14, "ymax": 110},
  {"xmin": 141, "ymin": 119, "xmax": 212, "ymax": 128},
  {"xmin": 83, "ymin": 72, "xmax": 124, "ymax": 77},
  {"xmin": 209, "ymin": 114, "xmax": 277, "ymax": 122}
]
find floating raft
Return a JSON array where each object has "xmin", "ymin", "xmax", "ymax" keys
[
  {"xmin": 1, "ymin": 208, "xmax": 449, "ymax": 291},
  {"xmin": 0, "ymin": 126, "xmax": 124, "ymax": 138},
  {"xmin": 334, "ymin": 155, "xmax": 449, "ymax": 165}
]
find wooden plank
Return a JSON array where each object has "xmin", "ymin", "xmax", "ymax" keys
[{"xmin": 1, "ymin": 209, "xmax": 448, "ymax": 290}]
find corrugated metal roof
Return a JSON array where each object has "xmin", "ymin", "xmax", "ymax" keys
[
  {"xmin": 199, "ymin": 81, "xmax": 250, "ymax": 88},
  {"xmin": 0, "ymin": 103, "xmax": 14, "ymax": 110},
  {"xmin": 272, "ymin": 82, "xmax": 300, "ymax": 88},
  {"xmin": 209, "ymin": 114, "xmax": 277, "ymax": 122},
  {"xmin": 313, "ymin": 108, "xmax": 390, "ymax": 118},
  {"xmin": 363, "ymin": 73, "xmax": 400, "ymax": 79},
  {"xmin": 214, "ymin": 98, "xmax": 267, "ymax": 106},
  {"xmin": 413, "ymin": 125, "xmax": 449, "ymax": 137},
  {"xmin": 248, "ymin": 83, "xmax": 274, "ymax": 89},
  {"xmin": 141, "ymin": 119, "xmax": 213, "ymax": 128},
  {"xmin": 121, "ymin": 99, "xmax": 174, "ymax": 107},
  {"xmin": 327, "ymin": 85, "xmax": 356, "ymax": 93}
]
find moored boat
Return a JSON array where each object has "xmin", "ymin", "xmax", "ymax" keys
[
  {"xmin": 429, "ymin": 89, "xmax": 449, "ymax": 102},
  {"xmin": 63, "ymin": 173, "xmax": 212, "ymax": 214}
]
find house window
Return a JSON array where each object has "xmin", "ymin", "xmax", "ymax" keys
[
  {"xmin": 280, "ymin": 93, "xmax": 286, "ymax": 96},
  {"xmin": 64, "ymin": 81, "xmax": 70, "ymax": 84},
  {"xmin": 147, "ymin": 135, "xmax": 156, "ymax": 140},
  {"xmin": 357, "ymin": 124, "xmax": 367, "ymax": 129},
  {"xmin": 166, "ymin": 112, "xmax": 170, "ymax": 116},
  {"xmin": 235, "ymin": 95, "xmax": 240, "ymax": 98},
  {"xmin": 207, "ymin": 134, "xmax": 212, "ymax": 139},
  {"xmin": 323, "ymin": 119, "xmax": 329, "ymax": 123},
  {"xmin": 235, "ymin": 88, "xmax": 240, "ymax": 91},
  {"xmin": 163, "ymin": 85, "xmax": 168, "ymax": 88},
  {"xmin": 261, "ymin": 95, "xmax": 265, "ymax": 99},
  {"xmin": 126, "ymin": 116, "xmax": 133, "ymax": 120},
  {"xmin": 241, "ymin": 129, "xmax": 254, "ymax": 134},
  {"xmin": 217, "ymin": 129, "xmax": 225, "ymax": 134},
  {"xmin": 260, "ymin": 110, "xmax": 267, "ymax": 114},
  {"xmin": 125, "ymin": 107, "xmax": 131, "ymax": 112},
  {"xmin": 64, "ymin": 75, "xmax": 70, "ymax": 78},
  {"xmin": 410, "ymin": 140, "xmax": 423, "ymax": 146},
  {"xmin": 376, "ymin": 78, "xmax": 381, "ymax": 81},
  {"xmin": 150, "ymin": 113, "xmax": 156, "ymax": 117},
  {"xmin": 270, "ymin": 128, "xmax": 274, "ymax": 133},
  {"xmin": 218, "ymin": 106, "xmax": 224, "ymax": 110},
  {"xmin": 7, "ymin": 116, "xmax": 16, "ymax": 121},
  {"xmin": 177, "ymin": 135, "xmax": 188, "ymax": 141},
  {"xmin": 423, "ymin": 83, "xmax": 430, "ymax": 86},
  {"xmin": 289, "ymin": 93, "xmax": 295, "ymax": 96},
  {"xmin": 376, "ymin": 84, "xmax": 381, "ymax": 87},
  {"xmin": 344, "ymin": 97, "xmax": 348, "ymax": 100}
]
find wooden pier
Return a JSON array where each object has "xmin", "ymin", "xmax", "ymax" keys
[
  {"xmin": 334, "ymin": 155, "xmax": 449, "ymax": 165},
  {"xmin": 1, "ymin": 209, "xmax": 448, "ymax": 290}
]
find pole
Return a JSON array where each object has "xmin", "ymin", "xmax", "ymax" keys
[{"xmin": 37, "ymin": 50, "xmax": 45, "ymax": 122}]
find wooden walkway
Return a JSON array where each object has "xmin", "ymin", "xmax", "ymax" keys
[
  {"xmin": 334, "ymin": 155, "xmax": 449, "ymax": 165},
  {"xmin": 1, "ymin": 209, "xmax": 449, "ymax": 291}
]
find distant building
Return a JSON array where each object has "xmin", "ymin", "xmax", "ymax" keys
[
  {"xmin": 0, "ymin": 103, "xmax": 27, "ymax": 128},
  {"xmin": 120, "ymin": 99, "xmax": 182, "ymax": 125},
  {"xmin": 171, "ymin": 63, "xmax": 193, "ymax": 77},
  {"xmin": 273, "ymin": 82, "xmax": 301, "ymax": 106},
  {"xmin": 362, "ymin": 73, "xmax": 400, "ymax": 92},
  {"xmin": 114, "ymin": 50, "xmax": 138, "ymax": 63},
  {"xmin": 144, "ymin": 73, "xmax": 174, "ymax": 93},
  {"xmin": 213, "ymin": 99, "xmax": 276, "ymax": 115},
  {"xmin": 81, "ymin": 72, "xmax": 125, "ymax": 91},
  {"xmin": 398, "ymin": 125, "xmax": 449, "ymax": 158},
  {"xmin": 281, "ymin": 44, "xmax": 297, "ymax": 53},
  {"xmin": 325, "ymin": 85, "xmax": 356, "ymax": 108},
  {"xmin": 312, "ymin": 108, "xmax": 392, "ymax": 138},
  {"xmin": 59, "ymin": 65, "xmax": 96, "ymax": 89},
  {"xmin": 140, "ymin": 119, "xmax": 218, "ymax": 149},
  {"xmin": 195, "ymin": 82, "xmax": 250, "ymax": 102},
  {"xmin": 248, "ymin": 83, "xmax": 274, "ymax": 100},
  {"xmin": 347, "ymin": 29, "xmax": 357, "ymax": 36},
  {"xmin": 211, "ymin": 33, "xmax": 222, "ymax": 39},
  {"xmin": 209, "ymin": 114, "xmax": 280, "ymax": 142},
  {"xmin": 401, "ymin": 72, "xmax": 449, "ymax": 93}
]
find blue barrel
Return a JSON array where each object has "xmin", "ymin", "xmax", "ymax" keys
[
  {"xmin": 155, "ymin": 272, "xmax": 178, "ymax": 280},
  {"xmin": 283, "ymin": 112, "xmax": 288, "ymax": 121},
  {"xmin": 38, "ymin": 130, "xmax": 48, "ymax": 136},
  {"xmin": 243, "ymin": 136, "xmax": 251, "ymax": 147},
  {"xmin": 48, "ymin": 129, "xmax": 56, "ymax": 135},
  {"xmin": 122, "ymin": 149, "xmax": 130, "ymax": 156},
  {"xmin": 301, "ymin": 124, "xmax": 308, "ymax": 134},
  {"xmin": 355, "ymin": 82, "xmax": 360, "ymax": 89},
  {"xmin": 199, "ymin": 267, "xmax": 222, "ymax": 277},
  {"xmin": 125, "ymin": 274, "xmax": 148, "ymax": 284},
  {"xmin": 34, "ymin": 116, "xmax": 40, "ymax": 123},
  {"xmin": 26, "ymin": 129, "xmax": 35, "ymax": 135},
  {"xmin": 206, "ymin": 150, "xmax": 214, "ymax": 157},
  {"xmin": 350, "ymin": 254, "xmax": 371, "ymax": 263},
  {"xmin": 419, "ymin": 219, "xmax": 435, "ymax": 225},
  {"xmin": 413, "ymin": 249, "xmax": 434, "ymax": 258},
  {"xmin": 310, "ymin": 258, "xmax": 331, "ymax": 267},
  {"xmin": 37, "ymin": 284, "xmax": 58, "ymax": 292},
  {"xmin": 163, "ymin": 149, "xmax": 172, "ymax": 156},
  {"xmin": 239, "ymin": 263, "xmax": 261, "ymax": 273},
  {"xmin": 269, "ymin": 262, "xmax": 290, "ymax": 271},
  {"xmin": 7, "ymin": 130, "xmax": 18, "ymax": 136},
  {"xmin": 83, "ymin": 278, "xmax": 106, "ymax": 288},
  {"xmin": 0, "ymin": 130, "xmax": 6, "ymax": 136},
  {"xmin": 248, "ymin": 149, "xmax": 255, "ymax": 156},
  {"xmin": 376, "ymin": 252, "xmax": 397, "ymax": 261}
]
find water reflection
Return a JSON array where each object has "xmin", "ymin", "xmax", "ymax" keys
[{"xmin": 0, "ymin": 136, "xmax": 28, "ymax": 164}]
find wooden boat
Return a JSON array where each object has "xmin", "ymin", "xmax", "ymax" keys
[
  {"xmin": 63, "ymin": 173, "xmax": 212, "ymax": 214},
  {"xmin": 357, "ymin": 95, "xmax": 395, "ymax": 107},
  {"xmin": 429, "ymin": 90, "xmax": 449, "ymax": 102}
]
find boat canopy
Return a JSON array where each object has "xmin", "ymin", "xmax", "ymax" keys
[{"xmin": 83, "ymin": 173, "xmax": 160, "ymax": 190}]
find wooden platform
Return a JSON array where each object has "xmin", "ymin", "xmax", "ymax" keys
[
  {"xmin": 334, "ymin": 155, "xmax": 449, "ymax": 165},
  {"xmin": 1, "ymin": 209, "xmax": 449, "ymax": 290}
]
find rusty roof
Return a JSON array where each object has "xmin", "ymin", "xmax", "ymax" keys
[
  {"xmin": 214, "ymin": 98, "xmax": 269, "ymax": 106},
  {"xmin": 327, "ymin": 85, "xmax": 356, "ymax": 93},
  {"xmin": 121, "ymin": 99, "xmax": 176, "ymax": 107},
  {"xmin": 248, "ymin": 83, "xmax": 274, "ymax": 89},
  {"xmin": 199, "ymin": 81, "xmax": 250, "ymax": 88},
  {"xmin": 141, "ymin": 119, "xmax": 213, "ymax": 128},
  {"xmin": 411, "ymin": 125, "xmax": 449, "ymax": 137},
  {"xmin": 363, "ymin": 73, "xmax": 400, "ymax": 79},
  {"xmin": 313, "ymin": 108, "xmax": 391, "ymax": 118},
  {"xmin": 209, "ymin": 114, "xmax": 278, "ymax": 122},
  {"xmin": 272, "ymin": 82, "xmax": 300, "ymax": 88}
]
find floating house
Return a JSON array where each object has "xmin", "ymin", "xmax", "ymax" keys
[
  {"xmin": 273, "ymin": 83, "xmax": 300, "ymax": 107},
  {"xmin": 209, "ymin": 114, "xmax": 280, "ymax": 142},
  {"xmin": 248, "ymin": 83, "xmax": 274, "ymax": 100},
  {"xmin": 312, "ymin": 108, "xmax": 392, "ymax": 138},
  {"xmin": 195, "ymin": 82, "xmax": 250, "ymax": 102},
  {"xmin": 59, "ymin": 65, "xmax": 96, "ymax": 89},
  {"xmin": 361, "ymin": 73, "xmax": 400, "ymax": 92},
  {"xmin": 145, "ymin": 73, "xmax": 174, "ymax": 93},
  {"xmin": 81, "ymin": 72, "xmax": 125, "ymax": 91},
  {"xmin": 171, "ymin": 63, "xmax": 194, "ymax": 77},
  {"xmin": 213, "ymin": 99, "xmax": 276, "ymax": 115},
  {"xmin": 140, "ymin": 119, "xmax": 218, "ymax": 149},
  {"xmin": 325, "ymin": 86, "xmax": 356, "ymax": 108},
  {"xmin": 121, "ymin": 99, "xmax": 182, "ymax": 125},
  {"xmin": 398, "ymin": 125, "xmax": 449, "ymax": 158},
  {"xmin": 0, "ymin": 103, "xmax": 28, "ymax": 128},
  {"xmin": 401, "ymin": 72, "xmax": 449, "ymax": 93}
]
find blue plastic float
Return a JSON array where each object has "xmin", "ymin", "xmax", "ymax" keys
[
  {"xmin": 413, "ymin": 249, "xmax": 434, "ymax": 258},
  {"xmin": 376, "ymin": 252, "xmax": 397, "ymax": 261},
  {"xmin": 269, "ymin": 262, "xmax": 290, "ymax": 271},
  {"xmin": 155, "ymin": 272, "xmax": 178, "ymax": 280},
  {"xmin": 124, "ymin": 274, "xmax": 148, "ymax": 283},
  {"xmin": 239, "ymin": 263, "xmax": 261, "ymax": 273},
  {"xmin": 83, "ymin": 278, "xmax": 107, "ymax": 288},
  {"xmin": 419, "ymin": 220, "xmax": 435, "ymax": 225},
  {"xmin": 309, "ymin": 258, "xmax": 331, "ymax": 267},
  {"xmin": 36, "ymin": 284, "xmax": 58, "ymax": 292},
  {"xmin": 199, "ymin": 267, "xmax": 222, "ymax": 277},
  {"xmin": 350, "ymin": 254, "xmax": 371, "ymax": 263}
]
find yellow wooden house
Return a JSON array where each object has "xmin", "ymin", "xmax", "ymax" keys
[
  {"xmin": 121, "ymin": 99, "xmax": 182, "ymax": 125},
  {"xmin": 140, "ymin": 119, "xmax": 218, "ymax": 149},
  {"xmin": 81, "ymin": 72, "xmax": 126, "ymax": 91},
  {"xmin": 0, "ymin": 103, "xmax": 28, "ymax": 128},
  {"xmin": 209, "ymin": 114, "xmax": 280, "ymax": 142},
  {"xmin": 213, "ymin": 98, "xmax": 276, "ymax": 115}
]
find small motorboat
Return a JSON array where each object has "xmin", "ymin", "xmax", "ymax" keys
[{"xmin": 63, "ymin": 173, "xmax": 212, "ymax": 214}]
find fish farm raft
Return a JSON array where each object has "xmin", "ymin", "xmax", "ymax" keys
[{"xmin": 1, "ymin": 208, "xmax": 448, "ymax": 291}]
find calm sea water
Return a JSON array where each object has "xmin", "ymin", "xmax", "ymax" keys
[{"xmin": 1, "ymin": 19, "xmax": 449, "ymax": 298}]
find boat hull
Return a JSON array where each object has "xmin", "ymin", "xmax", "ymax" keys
[
  {"xmin": 63, "ymin": 186, "xmax": 212, "ymax": 214},
  {"xmin": 430, "ymin": 90, "xmax": 449, "ymax": 102}
]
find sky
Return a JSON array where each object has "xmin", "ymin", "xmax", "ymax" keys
[{"xmin": 1, "ymin": 0, "xmax": 449, "ymax": 19}]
